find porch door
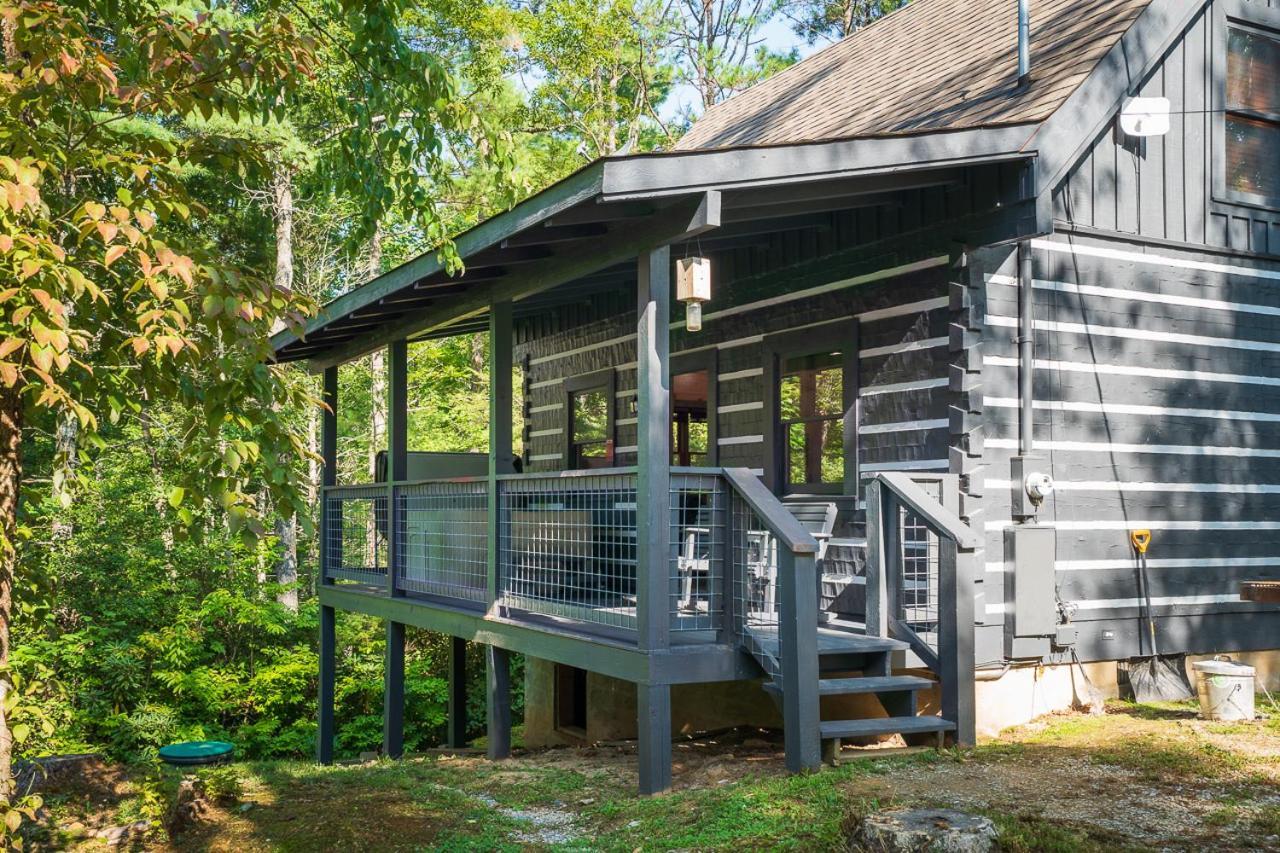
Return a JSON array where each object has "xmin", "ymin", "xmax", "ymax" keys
[
  {"xmin": 669, "ymin": 350, "xmax": 717, "ymax": 467},
  {"xmin": 565, "ymin": 369, "xmax": 616, "ymax": 469}
]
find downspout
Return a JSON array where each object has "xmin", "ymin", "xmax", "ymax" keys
[
  {"xmin": 1017, "ymin": 241, "xmax": 1034, "ymax": 456},
  {"xmin": 1017, "ymin": 0, "xmax": 1032, "ymax": 87}
]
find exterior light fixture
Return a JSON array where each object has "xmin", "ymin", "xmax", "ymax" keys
[
  {"xmin": 676, "ymin": 256, "xmax": 711, "ymax": 332},
  {"xmin": 1119, "ymin": 97, "xmax": 1171, "ymax": 137}
]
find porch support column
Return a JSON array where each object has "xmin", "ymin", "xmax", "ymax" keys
[
  {"xmin": 383, "ymin": 340, "xmax": 408, "ymax": 759},
  {"xmin": 637, "ymin": 682, "xmax": 672, "ymax": 795},
  {"xmin": 486, "ymin": 301, "xmax": 514, "ymax": 760},
  {"xmin": 636, "ymin": 246, "xmax": 672, "ymax": 793},
  {"xmin": 636, "ymin": 246, "xmax": 671, "ymax": 652},
  {"xmin": 447, "ymin": 636, "xmax": 468, "ymax": 749},
  {"xmin": 317, "ymin": 366, "xmax": 338, "ymax": 765},
  {"xmin": 486, "ymin": 645, "xmax": 512, "ymax": 759},
  {"xmin": 488, "ymin": 300, "xmax": 514, "ymax": 604}
]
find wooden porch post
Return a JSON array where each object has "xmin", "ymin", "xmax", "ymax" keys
[
  {"xmin": 636, "ymin": 246, "xmax": 672, "ymax": 793},
  {"xmin": 447, "ymin": 636, "xmax": 468, "ymax": 748},
  {"xmin": 487, "ymin": 300, "xmax": 514, "ymax": 759},
  {"xmin": 384, "ymin": 339, "xmax": 408, "ymax": 758},
  {"xmin": 637, "ymin": 682, "xmax": 672, "ymax": 795},
  {"xmin": 778, "ymin": 548, "xmax": 821, "ymax": 772},
  {"xmin": 317, "ymin": 366, "xmax": 338, "ymax": 765},
  {"xmin": 486, "ymin": 646, "xmax": 512, "ymax": 759},
  {"xmin": 383, "ymin": 341, "xmax": 408, "ymax": 752}
]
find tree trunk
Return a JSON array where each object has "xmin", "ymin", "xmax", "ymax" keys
[
  {"xmin": 271, "ymin": 164, "xmax": 299, "ymax": 611},
  {"xmin": 0, "ymin": 383, "xmax": 22, "ymax": 798}
]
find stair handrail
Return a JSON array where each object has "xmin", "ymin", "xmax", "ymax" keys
[
  {"xmin": 720, "ymin": 467, "xmax": 822, "ymax": 772},
  {"xmin": 865, "ymin": 471, "xmax": 977, "ymax": 746}
]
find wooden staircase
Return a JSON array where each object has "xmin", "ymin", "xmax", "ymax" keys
[{"xmin": 750, "ymin": 624, "xmax": 955, "ymax": 758}]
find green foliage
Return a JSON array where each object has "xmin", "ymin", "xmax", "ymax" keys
[{"xmin": 783, "ymin": 0, "xmax": 910, "ymax": 45}]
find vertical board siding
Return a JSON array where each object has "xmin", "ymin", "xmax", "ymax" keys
[
  {"xmin": 1053, "ymin": 0, "xmax": 1280, "ymax": 257},
  {"xmin": 979, "ymin": 232, "xmax": 1280, "ymax": 654}
]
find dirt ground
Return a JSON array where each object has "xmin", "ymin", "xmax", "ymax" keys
[{"xmin": 28, "ymin": 700, "xmax": 1280, "ymax": 851}]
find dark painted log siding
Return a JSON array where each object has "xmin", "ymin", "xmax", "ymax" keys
[
  {"xmin": 978, "ymin": 232, "xmax": 1280, "ymax": 661},
  {"xmin": 1054, "ymin": 0, "xmax": 1280, "ymax": 257},
  {"xmin": 514, "ymin": 266, "xmax": 952, "ymax": 482}
]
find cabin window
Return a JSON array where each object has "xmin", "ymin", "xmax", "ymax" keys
[
  {"xmin": 671, "ymin": 369, "xmax": 711, "ymax": 466},
  {"xmin": 565, "ymin": 370, "xmax": 614, "ymax": 469},
  {"xmin": 780, "ymin": 351, "xmax": 845, "ymax": 488},
  {"xmin": 1224, "ymin": 24, "xmax": 1280, "ymax": 204},
  {"xmin": 764, "ymin": 321, "xmax": 858, "ymax": 496}
]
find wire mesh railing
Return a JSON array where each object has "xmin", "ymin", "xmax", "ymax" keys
[
  {"xmin": 496, "ymin": 470, "xmax": 641, "ymax": 630},
  {"xmin": 897, "ymin": 478, "xmax": 944, "ymax": 645},
  {"xmin": 669, "ymin": 471, "xmax": 727, "ymax": 633},
  {"xmin": 323, "ymin": 485, "xmax": 390, "ymax": 585},
  {"xmin": 396, "ymin": 479, "xmax": 488, "ymax": 602}
]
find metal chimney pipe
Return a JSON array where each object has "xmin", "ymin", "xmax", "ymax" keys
[{"xmin": 1018, "ymin": 0, "xmax": 1032, "ymax": 86}]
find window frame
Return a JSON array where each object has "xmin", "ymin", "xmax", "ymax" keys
[
  {"xmin": 1213, "ymin": 1, "xmax": 1280, "ymax": 211},
  {"xmin": 563, "ymin": 369, "xmax": 616, "ymax": 469},
  {"xmin": 670, "ymin": 349, "xmax": 718, "ymax": 468},
  {"xmin": 763, "ymin": 321, "xmax": 859, "ymax": 496}
]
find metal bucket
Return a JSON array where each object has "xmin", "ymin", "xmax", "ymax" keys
[{"xmin": 1192, "ymin": 657, "xmax": 1256, "ymax": 721}]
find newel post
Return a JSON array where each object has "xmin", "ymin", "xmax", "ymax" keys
[{"xmin": 778, "ymin": 547, "xmax": 821, "ymax": 772}]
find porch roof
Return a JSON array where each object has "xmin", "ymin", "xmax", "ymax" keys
[{"xmin": 270, "ymin": 126, "xmax": 1037, "ymax": 368}]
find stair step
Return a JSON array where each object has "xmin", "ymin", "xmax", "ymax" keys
[
  {"xmin": 820, "ymin": 715, "xmax": 955, "ymax": 740},
  {"xmin": 763, "ymin": 675, "xmax": 935, "ymax": 697},
  {"xmin": 750, "ymin": 626, "xmax": 908, "ymax": 659}
]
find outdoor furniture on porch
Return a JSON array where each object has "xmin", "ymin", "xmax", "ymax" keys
[{"xmin": 677, "ymin": 525, "xmax": 711, "ymax": 612}]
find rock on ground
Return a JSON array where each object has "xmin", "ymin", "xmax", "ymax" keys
[{"xmin": 853, "ymin": 808, "xmax": 997, "ymax": 853}]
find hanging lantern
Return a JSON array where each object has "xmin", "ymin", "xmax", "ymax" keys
[{"xmin": 676, "ymin": 256, "xmax": 711, "ymax": 332}]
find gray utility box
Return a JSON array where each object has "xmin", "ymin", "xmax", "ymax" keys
[{"xmin": 1004, "ymin": 524, "xmax": 1057, "ymax": 658}]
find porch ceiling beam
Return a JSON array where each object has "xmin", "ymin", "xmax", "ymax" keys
[
  {"xmin": 502, "ymin": 222, "xmax": 609, "ymax": 246},
  {"xmin": 307, "ymin": 190, "xmax": 721, "ymax": 371},
  {"xmin": 720, "ymin": 168, "xmax": 963, "ymax": 212},
  {"xmin": 719, "ymin": 190, "xmax": 906, "ymax": 224},
  {"xmin": 543, "ymin": 200, "xmax": 655, "ymax": 227}
]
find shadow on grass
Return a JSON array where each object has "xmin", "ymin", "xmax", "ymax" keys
[{"xmin": 1105, "ymin": 699, "xmax": 1200, "ymax": 722}]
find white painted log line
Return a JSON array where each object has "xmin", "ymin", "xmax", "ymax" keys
[
  {"xmin": 718, "ymin": 367, "xmax": 763, "ymax": 382},
  {"xmin": 986, "ymin": 313, "xmax": 1280, "ymax": 355},
  {"xmin": 614, "ymin": 445, "xmax": 638, "ymax": 454},
  {"xmin": 861, "ymin": 336, "xmax": 948, "ymax": 360},
  {"xmin": 985, "ymin": 518, "xmax": 1280, "ymax": 533},
  {"xmin": 860, "ymin": 418, "xmax": 950, "ymax": 435},
  {"xmin": 615, "ymin": 417, "xmax": 638, "ymax": 426},
  {"xmin": 985, "ymin": 437, "xmax": 1280, "ymax": 459},
  {"xmin": 988, "ymin": 274, "xmax": 1280, "ymax": 319},
  {"xmin": 529, "ymin": 378, "xmax": 563, "ymax": 390},
  {"xmin": 529, "ymin": 332, "xmax": 634, "ymax": 367},
  {"xmin": 984, "ymin": 355, "xmax": 1280, "ymax": 389},
  {"xmin": 860, "ymin": 377, "xmax": 949, "ymax": 396},
  {"xmin": 717, "ymin": 401, "xmax": 763, "ymax": 414},
  {"xmin": 861, "ymin": 459, "xmax": 949, "ymax": 472},
  {"xmin": 528, "ymin": 428, "xmax": 563, "ymax": 438},
  {"xmin": 1031, "ymin": 237, "xmax": 1280, "ymax": 282},
  {"xmin": 984, "ymin": 396, "xmax": 1280, "ymax": 424},
  {"xmin": 528, "ymin": 403, "xmax": 563, "ymax": 414},
  {"xmin": 698, "ymin": 257, "xmax": 949, "ymax": 324},
  {"xmin": 718, "ymin": 435, "xmax": 764, "ymax": 446},
  {"xmin": 985, "ymin": 593, "xmax": 1246, "ymax": 615},
  {"xmin": 527, "ymin": 453, "xmax": 563, "ymax": 462},
  {"xmin": 986, "ymin": 478, "xmax": 1280, "ymax": 494}
]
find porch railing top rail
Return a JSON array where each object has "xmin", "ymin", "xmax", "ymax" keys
[
  {"xmin": 721, "ymin": 468, "xmax": 819, "ymax": 555},
  {"xmin": 872, "ymin": 472, "xmax": 979, "ymax": 551}
]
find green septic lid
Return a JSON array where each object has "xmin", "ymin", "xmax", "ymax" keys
[{"xmin": 158, "ymin": 741, "xmax": 234, "ymax": 766}]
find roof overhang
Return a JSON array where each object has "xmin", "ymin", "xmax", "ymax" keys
[{"xmin": 270, "ymin": 124, "xmax": 1042, "ymax": 369}]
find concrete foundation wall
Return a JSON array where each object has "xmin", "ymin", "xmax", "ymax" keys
[{"xmin": 525, "ymin": 649, "xmax": 1280, "ymax": 747}]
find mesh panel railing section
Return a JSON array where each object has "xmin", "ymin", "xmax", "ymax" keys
[
  {"xmin": 898, "ymin": 479, "xmax": 944, "ymax": 648},
  {"xmin": 497, "ymin": 471, "xmax": 639, "ymax": 630},
  {"xmin": 323, "ymin": 485, "xmax": 389, "ymax": 584},
  {"xmin": 396, "ymin": 480, "xmax": 488, "ymax": 602},
  {"xmin": 669, "ymin": 471, "xmax": 727, "ymax": 633},
  {"xmin": 728, "ymin": 486, "xmax": 787, "ymax": 680}
]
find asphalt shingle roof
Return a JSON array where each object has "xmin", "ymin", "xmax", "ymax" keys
[{"xmin": 675, "ymin": 0, "xmax": 1154, "ymax": 150}]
